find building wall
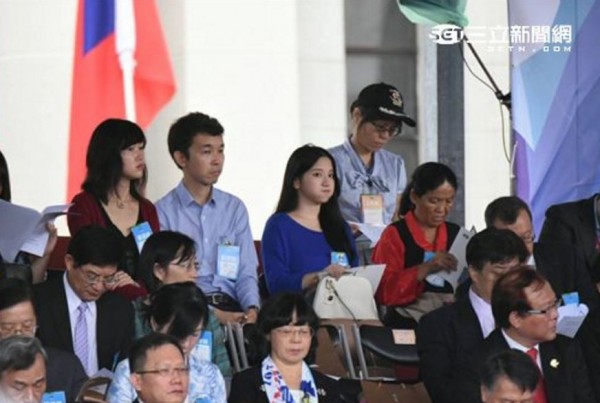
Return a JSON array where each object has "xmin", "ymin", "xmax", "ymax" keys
[
  {"xmin": 0, "ymin": 0, "xmax": 511, "ymax": 236},
  {"xmin": 0, "ymin": 0, "xmax": 346, "ymax": 238}
]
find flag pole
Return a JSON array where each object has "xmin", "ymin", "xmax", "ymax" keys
[{"xmin": 115, "ymin": 0, "xmax": 137, "ymax": 122}]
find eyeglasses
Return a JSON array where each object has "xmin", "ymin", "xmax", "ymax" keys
[
  {"xmin": 136, "ymin": 366, "xmax": 189, "ymax": 377},
  {"xmin": 525, "ymin": 298, "xmax": 562, "ymax": 317},
  {"xmin": 0, "ymin": 320, "xmax": 38, "ymax": 336},
  {"xmin": 370, "ymin": 121, "xmax": 401, "ymax": 137},
  {"xmin": 275, "ymin": 326, "xmax": 314, "ymax": 339},
  {"xmin": 80, "ymin": 270, "xmax": 118, "ymax": 286},
  {"xmin": 170, "ymin": 259, "xmax": 199, "ymax": 272}
]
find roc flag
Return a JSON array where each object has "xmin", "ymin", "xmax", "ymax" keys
[{"xmin": 67, "ymin": 0, "xmax": 175, "ymax": 200}]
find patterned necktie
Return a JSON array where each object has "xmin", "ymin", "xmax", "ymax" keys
[
  {"xmin": 526, "ymin": 348, "xmax": 548, "ymax": 403},
  {"xmin": 74, "ymin": 302, "xmax": 89, "ymax": 375}
]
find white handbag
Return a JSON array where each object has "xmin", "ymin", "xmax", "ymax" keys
[{"xmin": 313, "ymin": 275, "xmax": 379, "ymax": 320}]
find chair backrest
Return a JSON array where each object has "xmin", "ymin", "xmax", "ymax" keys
[
  {"xmin": 47, "ymin": 236, "xmax": 70, "ymax": 270},
  {"xmin": 352, "ymin": 323, "xmax": 420, "ymax": 382}
]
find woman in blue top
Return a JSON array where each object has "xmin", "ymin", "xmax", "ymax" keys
[{"xmin": 262, "ymin": 145, "xmax": 358, "ymax": 295}]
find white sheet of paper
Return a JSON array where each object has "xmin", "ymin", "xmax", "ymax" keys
[
  {"xmin": 437, "ymin": 226, "xmax": 477, "ymax": 290},
  {"xmin": 0, "ymin": 200, "xmax": 42, "ymax": 262},
  {"xmin": 349, "ymin": 221, "xmax": 387, "ymax": 247},
  {"xmin": 344, "ymin": 264, "xmax": 386, "ymax": 295},
  {"xmin": 20, "ymin": 204, "xmax": 70, "ymax": 257},
  {"xmin": 557, "ymin": 303, "xmax": 588, "ymax": 338}
]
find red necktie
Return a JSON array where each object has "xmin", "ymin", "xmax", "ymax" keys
[{"xmin": 526, "ymin": 348, "xmax": 548, "ymax": 403}]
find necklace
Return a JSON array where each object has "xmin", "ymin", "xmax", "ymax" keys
[{"xmin": 114, "ymin": 195, "xmax": 132, "ymax": 209}]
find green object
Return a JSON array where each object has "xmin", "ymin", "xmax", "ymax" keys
[{"xmin": 397, "ymin": 0, "xmax": 469, "ymax": 27}]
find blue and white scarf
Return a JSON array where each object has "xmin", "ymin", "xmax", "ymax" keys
[{"xmin": 261, "ymin": 356, "xmax": 319, "ymax": 403}]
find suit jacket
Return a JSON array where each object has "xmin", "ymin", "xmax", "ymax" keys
[
  {"xmin": 459, "ymin": 329, "xmax": 596, "ymax": 403},
  {"xmin": 534, "ymin": 241, "xmax": 599, "ymax": 310},
  {"xmin": 417, "ymin": 295, "xmax": 484, "ymax": 403},
  {"xmin": 46, "ymin": 347, "xmax": 88, "ymax": 403},
  {"xmin": 34, "ymin": 276, "xmax": 134, "ymax": 372},
  {"xmin": 228, "ymin": 366, "xmax": 344, "ymax": 403},
  {"xmin": 540, "ymin": 195, "xmax": 599, "ymax": 282}
]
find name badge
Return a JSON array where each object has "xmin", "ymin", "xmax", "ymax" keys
[
  {"xmin": 562, "ymin": 292, "xmax": 579, "ymax": 305},
  {"xmin": 423, "ymin": 251, "xmax": 445, "ymax": 287},
  {"xmin": 331, "ymin": 251, "xmax": 349, "ymax": 267},
  {"xmin": 131, "ymin": 222, "xmax": 153, "ymax": 252},
  {"xmin": 196, "ymin": 330, "xmax": 213, "ymax": 362},
  {"xmin": 195, "ymin": 398, "xmax": 211, "ymax": 403},
  {"xmin": 42, "ymin": 391, "xmax": 66, "ymax": 403},
  {"xmin": 360, "ymin": 194, "xmax": 384, "ymax": 225},
  {"xmin": 217, "ymin": 244, "xmax": 241, "ymax": 280}
]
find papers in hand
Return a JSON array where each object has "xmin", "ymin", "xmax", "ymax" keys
[
  {"xmin": 349, "ymin": 221, "xmax": 386, "ymax": 247},
  {"xmin": 0, "ymin": 200, "xmax": 70, "ymax": 262},
  {"xmin": 436, "ymin": 226, "xmax": 476, "ymax": 290},
  {"xmin": 557, "ymin": 303, "xmax": 588, "ymax": 338}
]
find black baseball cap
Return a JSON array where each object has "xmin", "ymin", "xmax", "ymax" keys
[{"xmin": 352, "ymin": 83, "xmax": 416, "ymax": 127}]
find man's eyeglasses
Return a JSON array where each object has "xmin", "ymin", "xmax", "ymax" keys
[
  {"xmin": 525, "ymin": 298, "xmax": 562, "ymax": 317},
  {"xmin": 370, "ymin": 121, "xmax": 402, "ymax": 137},
  {"xmin": 136, "ymin": 366, "xmax": 189, "ymax": 377},
  {"xmin": 0, "ymin": 320, "xmax": 38, "ymax": 336},
  {"xmin": 80, "ymin": 270, "xmax": 118, "ymax": 286}
]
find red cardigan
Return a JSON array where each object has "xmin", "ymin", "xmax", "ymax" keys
[
  {"xmin": 372, "ymin": 211, "xmax": 450, "ymax": 306},
  {"xmin": 68, "ymin": 191, "xmax": 160, "ymax": 235},
  {"xmin": 67, "ymin": 191, "xmax": 159, "ymax": 300}
]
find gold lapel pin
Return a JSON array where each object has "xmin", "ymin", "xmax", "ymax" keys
[{"xmin": 550, "ymin": 358, "xmax": 560, "ymax": 368}]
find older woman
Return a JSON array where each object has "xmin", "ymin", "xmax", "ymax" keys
[
  {"xmin": 373, "ymin": 162, "xmax": 459, "ymax": 327},
  {"xmin": 229, "ymin": 292, "xmax": 343, "ymax": 402},
  {"xmin": 107, "ymin": 282, "xmax": 226, "ymax": 403}
]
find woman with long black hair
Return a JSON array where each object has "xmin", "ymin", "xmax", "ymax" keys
[
  {"xmin": 261, "ymin": 145, "xmax": 358, "ymax": 295},
  {"xmin": 68, "ymin": 119, "xmax": 159, "ymax": 298}
]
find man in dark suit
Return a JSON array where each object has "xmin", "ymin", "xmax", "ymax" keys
[
  {"xmin": 0, "ymin": 336, "xmax": 47, "ymax": 403},
  {"xmin": 34, "ymin": 226, "xmax": 133, "ymax": 376},
  {"xmin": 485, "ymin": 196, "xmax": 599, "ymax": 309},
  {"xmin": 129, "ymin": 333, "xmax": 188, "ymax": 403},
  {"xmin": 486, "ymin": 196, "xmax": 600, "ymax": 399},
  {"xmin": 540, "ymin": 194, "xmax": 600, "ymax": 293},
  {"xmin": 460, "ymin": 268, "xmax": 596, "ymax": 403},
  {"xmin": 417, "ymin": 228, "xmax": 528, "ymax": 403},
  {"xmin": 0, "ymin": 278, "xmax": 87, "ymax": 402}
]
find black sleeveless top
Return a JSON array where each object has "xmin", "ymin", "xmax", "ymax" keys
[
  {"xmin": 98, "ymin": 202, "xmax": 143, "ymax": 276},
  {"xmin": 393, "ymin": 219, "xmax": 460, "ymax": 293}
]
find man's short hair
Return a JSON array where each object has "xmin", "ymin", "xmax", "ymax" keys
[
  {"xmin": 0, "ymin": 278, "xmax": 33, "ymax": 312},
  {"xmin": 492, "ymin": 267, "xmax": 547, "ymax": 329},
  {"xmin": 129, "ymin": 333, "xmax": 184, "ymax": 374},
  {"xmin": 167, "ymin": 112, "xmax": 224, "ymax": 168},
  {"xmin": 0, "ymin": 336, "xmax": 46, "ymax": 376},
  {"xmin": 484, "ymin": 196, "xmax": 533, "ymax": 227},
  {"xmin": 67, "ymin": 226, "xmax": 123, "ymax": 268},
  {"xmin": 481, "ymin": 350, "xmax": 539, "ymax": 395},
  {"xmin": 466, "ymin": 228, "xmax": 529, "ymax": 273}
]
